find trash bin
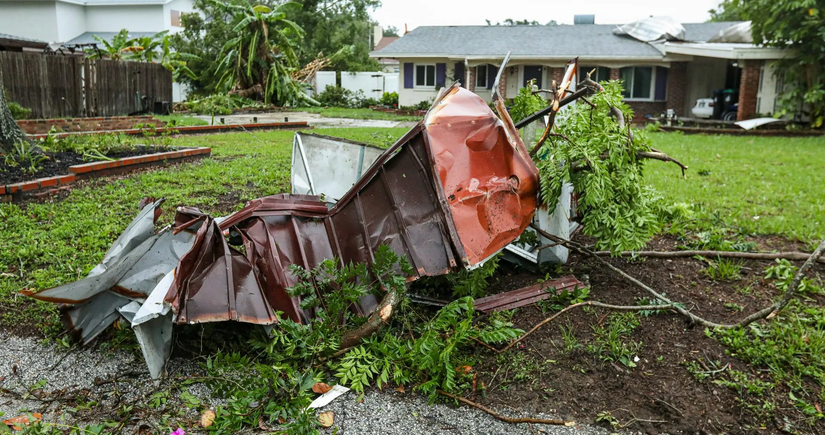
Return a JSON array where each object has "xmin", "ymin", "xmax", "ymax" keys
[{"xmin": 712, "ymin": 89, "xmax": 739, "ymax": 120}]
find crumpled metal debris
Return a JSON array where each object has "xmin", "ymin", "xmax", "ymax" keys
[
  {"xmin": 26, "ymin": 78, "xmax": 547, "ymax": 377},
  {"xmin": 614, "ymin": 16, "xmax": 686, "ymax": 42},
  {"xmin": 708, "ymin": 21, "xmax": 753, "ymax": 44}
]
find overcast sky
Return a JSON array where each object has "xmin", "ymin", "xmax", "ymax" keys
[{"xmin": 371, "ymin": 0, "xmax": 724, "ymax": 33}]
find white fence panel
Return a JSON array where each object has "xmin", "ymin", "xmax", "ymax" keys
[
  {"xmin": 341, "ymin": 72, "xmax": 398, "ymax": 100},
  {"xmin": 313, "ymin": 71, "xmax": 337, "ymax": 96}
]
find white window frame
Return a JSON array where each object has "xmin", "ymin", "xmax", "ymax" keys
[
  {"xmin": 621, "ymin": 66, "xmax": 657, "ymax": 101},
  {"xmin": 475, "ymin": 65, "xmax": 488, "ymax": 89},
  {"xmin": 414, "ymin": 64, "xmax": 436, "ymax": 89}
]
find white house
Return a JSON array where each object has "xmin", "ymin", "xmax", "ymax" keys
[{"xmin": 0, "ymin": 0, "xmax": 195, "ymax": 44}]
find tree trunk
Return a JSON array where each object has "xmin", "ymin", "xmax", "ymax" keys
[{"xmin": 0, "ymin": 69, "xmax": 33, "ymax": 154}]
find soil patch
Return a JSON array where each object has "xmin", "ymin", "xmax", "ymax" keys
[
  {"xmin": 472, "ymin": 234, "xmax": 824, "ymax": 434},
  {"xmin": 0, "ymin": 146, "xmax": 172, "ymax": 185}
]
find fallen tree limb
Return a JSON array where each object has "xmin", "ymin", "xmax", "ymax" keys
[
  {"xmin": 570, "ymin": 150, "xmax": 688, "ymax": 177},
  {"xmin": 340, "ymin": 288, "xmax": 400, "ymax": 349},
  {"xmin": 593, "ymin": 249, "xmax": 825, "ymax": 265},
  {"xmin": 437, "ymin": 390, "xmax": 575, "ymax": 426},
  {"xmin": 528, "ymin": 224, "xmax": 825, "ymax": 330}
]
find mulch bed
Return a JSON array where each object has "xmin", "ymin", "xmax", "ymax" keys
[
  {"xmin": 472, "ymin": 235, "xmax": 823, "ymax": 434},
  {"xmin": 0, "ymin": 146, "xmax": 171, "ymax": 185}
]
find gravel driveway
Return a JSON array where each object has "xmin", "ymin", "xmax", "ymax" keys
[{"xmin": 0, "ymin": 331, "xmax": 617, "ymax": 434}]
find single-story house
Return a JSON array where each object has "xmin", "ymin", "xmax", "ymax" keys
[{"xmin": 369, "ymin": 18, "xmax": 790, "ymax": 121}]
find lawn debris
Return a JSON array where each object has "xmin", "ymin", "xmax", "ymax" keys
[
  {"xmin": 308, "ymin": 385, "xmax": 350, "ymax": 409},
  {"xmin": 25, "ymin": 65, "xmax": 562, "ymax": 377},
  {"xmin": 2, "ymin": 413, "xmax": 42, "ymax": 431},
  {"xmin": 473, "ymin": 275, "xmax": 583, "ymax": 313}
]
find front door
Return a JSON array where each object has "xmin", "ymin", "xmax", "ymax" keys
[{"xmin": 523, "ymin": 65, "xmax": 542, "ymax": 89}]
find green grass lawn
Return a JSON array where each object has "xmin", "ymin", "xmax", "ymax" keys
[
  {"xmin": 646, "ymin": 132, "xmax": 825, "ymax": 243},
  {"xmin": 1, "ymin": 128, "xmax": 822, "ymax": 333},
  {"xmin": 291, "ymin": 106, "xmax": 419, "ymax": 122},
  {"xmin": 0, "ymin": 127, "xmax": 407, "ymax": 333},
  {"xmin": 154, "ymin": 114, "xmax": 209, "ymax": 127}
]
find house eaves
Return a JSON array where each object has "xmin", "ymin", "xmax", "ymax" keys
[
  {"xmin": 370, "ymin": 53, "xmax": 670, "ymax": 63},
  {"xmin": 662, "ymin": 42, "xmax": 791, "ymax": 60}
]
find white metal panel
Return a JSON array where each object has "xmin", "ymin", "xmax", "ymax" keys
[{"xmin": 291, "ymin": 133, "xmax": 384, "ymax": 202}]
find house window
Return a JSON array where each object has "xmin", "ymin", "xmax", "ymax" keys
[
  {"xmin": 475, "ymin": 65, "xmax": 487, "ymax": 88},
  {"xmin": 581, "ymin": 66, "xmax": 610, "ymax": 82},
  {"xmin": 415, "ymin": 64, "xmax": 435, "ymax": 88},
  {"xmin": 171, "ymin": 10, "xmax": 182, "ymax": 27},
  {"xmin": 620, "ymin": 67, "xmax": 654, "ymax": 100}
]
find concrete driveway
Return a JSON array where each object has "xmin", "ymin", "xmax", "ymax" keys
[{"xmin": 194, "ymin": 111, "xmax": 417, "ymax": 129}]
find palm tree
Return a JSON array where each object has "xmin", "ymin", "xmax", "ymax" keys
[
  {"xmin": 131, "ymin": 31, "xmax": 169, "ymax": 62},
  {"xmin": 213, "ymin": 1, "xmax": 312, "ymax": 106},
  {"xmin": 158, "ymin": 34, "xmax": 199, "ymax": 81},
  {"xmin": 85, "ymin": 29, "xmax": 136, "ymax": 60}
]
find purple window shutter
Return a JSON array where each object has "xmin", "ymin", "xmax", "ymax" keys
[
  {"xmin": 454, "ymin": 62, "xmax": 465, "ymax": 87},
  {"xmin": 655, "ymin": 66, "xmax": 668, "ymax": 100},
  {"xmin": 404, "ymin": 63, "xmax": 414, "ymax": 89},
  {"xmin": 436, "ymin": 63, "xmax": 446, "ymax": 88},
  {"xmin": 487, "ymin": 64, "xmax": 498, "ymax": 89}
]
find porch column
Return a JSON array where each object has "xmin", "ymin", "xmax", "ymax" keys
[
  {"xmin": 737, "ymin": 60, "xmax": 761, "ymax": 121},
  {"xmin": 609, "ymin": 68, "xmax": 621, "ymax": 80},
  {"xmin": 552, "ymin": 68, "xmax": 564, "ymax": 87},
  {"xmin": 666, "ymin": 62, "xmax": 687, "ymax": 116},
  {"xmin": 468, "ymin": 67, "xmax": 476, "ymax": 92},
  {"xmin": 497, "ymin": 65, "xmax": 507, "ymax": 97}
]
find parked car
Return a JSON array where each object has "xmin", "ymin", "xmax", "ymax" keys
[{"xmin": 691, "ymin": 98, "xmax": 714, "ymax": 119}]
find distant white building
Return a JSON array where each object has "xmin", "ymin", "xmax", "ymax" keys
[{"xmin": 0, "ymin": 0, "xmax": 195, "ymax": 44}]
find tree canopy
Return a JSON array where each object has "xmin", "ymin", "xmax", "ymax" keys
[
  {"xmin": 383, "ymin": 25, "xmax": 400, "ymax": 37},
  {"xmin": 171, "ymin": 0, "xmax": 381, "ymax": 98},
  {"xmin": 708, "ymin": 0, "xmax": 746, "ymax": 21}
]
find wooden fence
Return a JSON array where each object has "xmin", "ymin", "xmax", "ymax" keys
[{"xmin": 0, "ymin": 52, "xmax": 172, "ymax": 119}]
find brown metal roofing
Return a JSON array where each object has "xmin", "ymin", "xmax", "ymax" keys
[{"xmin": 162, "ymin": 84, "xmax": 540, "ymax": 325}]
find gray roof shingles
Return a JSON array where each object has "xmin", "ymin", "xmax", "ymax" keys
[
  {"xmin": 0, "ymin": 32, "xmax": 47, "ymax": 44},
  {"xmin": 67, "ymin": 31, "xmax": 159, "ymax": 45},
  {"xmin": 373, "ymin": 22, "xmax": 743, "ymax": 58}
]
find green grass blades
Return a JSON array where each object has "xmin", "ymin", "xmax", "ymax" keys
[
  {"xmin": 647, "ymin": 132, "xmax": 825, "ymax": 243},
  {"xmin": 0, "ymin": 127, "xmax": 408, "ymax": 333}
]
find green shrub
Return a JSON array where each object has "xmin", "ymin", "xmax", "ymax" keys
[
  {"xmin": 317, "ymin": 85, "xmax": 351, "ymax": 107},
  {"xmin": 380, "ymin": 91, "xmax": 398, "ymax": 107},
  {"xmin": 508, "ymin": 85, "xmax": 546, "ymax": 123},
  {"xmin": 8, "ymin": 100, "xmax": 31, "ymax": 120}
]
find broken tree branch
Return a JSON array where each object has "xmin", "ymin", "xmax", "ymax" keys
[
  {"xmin": 570, "ymin": 150, "xmax": 688, "ymax": 176},
  {"xmin": 592, "ymin": 249, "xmax": 825, "ymax": 265},
  {"xmin": 528, "ymin": 224, "xmax": 825, "ymax": 330},
  {"xmin": 340, "ymin": 288, "xmax": 400, "ymax": 349},
  {"xmin": 636, "ymin": 152, "xmax": 688, "ymax": 178},
  {"xmin": 437, "ymin": 390, "xmax": 574, "ymax": 426}
]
